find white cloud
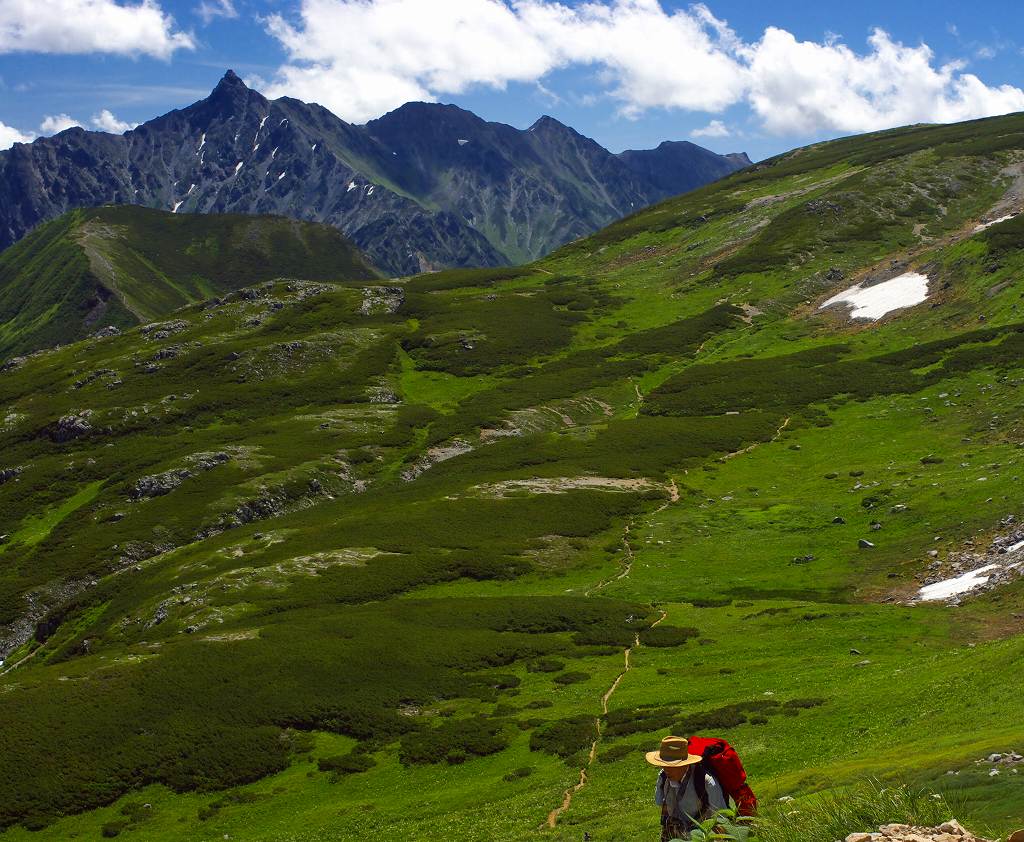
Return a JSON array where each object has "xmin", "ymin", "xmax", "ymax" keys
[
  {"xmin": 0, "ymin": 121, "xmax": 33, "ymax": 149},
  {"xmin": 263, "ymin": 0, "xmax": 1024, "ymax": 136},
  {"xmin": 743, "ymin": 27, "xmax": 1024, "ymax": 135},
  {"xmin": 91, "ymin": 109, "xmax": 137, "ymax": 133},
  {"xmin": 40, "ymin": 114, "xmax": 82, "ymax": 134},
  {"xmin": 196, "ymin": 0, "xmax": 237, "ymax": 24},
  {"xmin": 0, "ymin": 0, "xmax": 194, "ymax": 59},
  {"xmin": 690, "ymin": 119, "xmax": 729, "ymax": 138}
]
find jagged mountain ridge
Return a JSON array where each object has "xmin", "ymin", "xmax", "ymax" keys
[{"xmin": 0, "ymin": 71, "xmax": 749, "ymax": 276}]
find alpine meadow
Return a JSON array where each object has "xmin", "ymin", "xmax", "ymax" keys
[{"xmin": 3, "ymin": 54, "xmax": 1024, "ymax": 842}]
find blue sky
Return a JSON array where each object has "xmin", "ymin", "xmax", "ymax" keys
[{"xmin": 2, "ymin": 0, "xmax": 1023, "ymax": 161}]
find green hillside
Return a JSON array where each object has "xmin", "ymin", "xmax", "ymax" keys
[
  {"xmin": 2, "ymin": 112, "xmax": 1024, "ymax": 840},
  {"xmin": 0, "ymin": 206, "xmax": 379, "ymax": 360}
]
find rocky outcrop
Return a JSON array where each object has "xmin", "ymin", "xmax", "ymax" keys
[
  {"xmin": 47, "ymin": 411, "xmax": 93, "ymax": 442},
  {"xmin": 130, "ymin": 452, "xmax": 230, "ymax": 500},
  {"xmin": 130, "ymin": 469, "xmax": 194, "ymax": 500},
  {"xmin": 846, "ymin": 820, "xmax": 994, "ymax": 842},
  {"xmin": 360, "ymin": 286, "xmax": 405, "ymax": 315}
]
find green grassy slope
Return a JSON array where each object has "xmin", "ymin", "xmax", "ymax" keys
[
  {"xmin": 2, "ymin": 113, "xmax": 1024, "ymax": 840},
  {"xmin": 0, "ymin": 206, "xmax": 380, "ymax": 360}
]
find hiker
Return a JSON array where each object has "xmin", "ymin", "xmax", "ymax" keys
[{"xmin": 646, "ymin": 735, "xmax": 747, "ymax": 841}]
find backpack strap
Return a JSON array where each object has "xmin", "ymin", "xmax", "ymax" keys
[{"xmin": 692, "ymin": 761, "xmax": 710, "ymax": 815}]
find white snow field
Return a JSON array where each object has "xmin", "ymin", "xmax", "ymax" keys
[
  {"xmin": 917, "ymin": 564, "xmax": 1000, "ymax": 601},
  {"xmin": 820, "ymin": 272, "xmax": 930, "ymax": 320}
]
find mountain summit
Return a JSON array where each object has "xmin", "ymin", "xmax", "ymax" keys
[{"xmin": 0, "ymin": 71, "xmax": 748, "ymax": 275}]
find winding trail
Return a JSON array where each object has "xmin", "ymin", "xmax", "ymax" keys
[
  {"xmin": 585, "ymin": 522, "xmax": 636, "ymax": 597},
  {"xmin": 723, "ymin": 415, "xmax": 790, "ymax": 460},
  {"xmin": 546, "ymin": 416, "xmax": 789, "ymax": 827},
  {"xmin": 545, "ymin": 602, "xmax": 668, "ymax": 828}
]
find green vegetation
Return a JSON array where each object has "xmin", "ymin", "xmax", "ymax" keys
[
  {"xmin": 3, "ymin": 109, "xmax": 1024, "ymax": 841},
  {"xmin": 755, "ymin": 780, "xmax": 962, "ymax": 842},
  {"xmin": 0, "ymin": 206, "xmax": 378, "ymax": 359}
]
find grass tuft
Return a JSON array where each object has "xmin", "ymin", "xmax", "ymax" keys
[{"xmin": 755, "ymin": 780, "xmax": 965, "ymax": 842}]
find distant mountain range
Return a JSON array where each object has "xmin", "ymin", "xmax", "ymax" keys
[{"xmin": 0, "ymin": 71, "xmax": 749, "ymax": 276}]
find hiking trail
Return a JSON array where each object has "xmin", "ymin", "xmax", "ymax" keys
[
  {"xmin": 545, "ymin": 610, "xmax": 666, "ymax": 829},
  {"xmin": 723, "ymin": 416, "xmax": 790, "ymax": 460}
]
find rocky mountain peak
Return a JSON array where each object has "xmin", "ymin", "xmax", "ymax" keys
[
  {"xmin": 528, "ymin": 115, "xmax": 572, "ymax": 133},
  {"xmin": 199, "ymin": 69, "xmax": 261, "ymax": 117},
  {"xmin": 0, "ymin": 69, "xmax": 749, "ymax": 276}
]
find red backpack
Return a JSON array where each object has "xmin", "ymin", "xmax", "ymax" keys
[{"xmin": 687, "ymin": 736, "xmax": 758, "ymax": 816}]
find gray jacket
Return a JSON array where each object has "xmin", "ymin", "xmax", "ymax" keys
[{"xmin": 654, "ymin": 769, "xmax": 728, "ymax": 829}]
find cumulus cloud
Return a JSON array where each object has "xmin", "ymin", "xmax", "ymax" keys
[
  {"xmin": 0, "ymin": 121, "xmax": 33, "ymax": 149},
  {"xmin": 39, "ymin": 114, "xmax": 82, "ymax": 134},
  {"xmin": 741, "ymin": 27, "xmax": 1024, "ymax": 135},
  {"xmin": 196, "ymin": 0, "xmax": 237, "ymax": 24},
  {"xmin": 0, "ymin": 0, "xmax": 194, "ymax": 59},
  {"xmin": 690, "ymin": 119, "xmax": 730, "ymax": 138},
  {"xmin": 262, "ymin": 0, "xmax": 1024, "ymax": 135},
  {"xmin": 91, "ymin": 109, "xmax": 137, "ymax": 133}
]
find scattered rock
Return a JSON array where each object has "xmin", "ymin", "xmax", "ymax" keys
[
  {"xmin": 188, "ymin": 451, "xmax": 231, "ymax": 472},
  {"xmin": 91, "ymin": 325, "xmax": 121, "ymax": 339},
  {"xmin": 131, "ymin": 469, "xmax": 193, "ymax": 500},
  {"xmin": 140, "ymin": 319, "xmax": 189, "ymax": 341},
  {"xmin": 846, "ymin": 820, "xmax": 989, "ymax": 842},
  {"xmin": 0, "ymin": 466, "xmax": 22, "ymax": 485},
  {"xmin": 401, "ymin": 440, "xmax": 474, "ymax": 482},
  {"xmin": 832, "ymin": 516, "xmax": 846, "ymax": 524},
  {"xmin": 72, "ymin": 368, "xmax": 117, "ymax": 389},
  {"xmin": 360, "ymin": 286, "xmax": 405, "ymax": 315},
  {"xmin": 47, "ymin": 411, "xmax": 93, "ymax": 442},
  {"xmin": 859, "ymin": 539, "xmax": 875, "ymax": 549},
  {"xmin": 367, "ymin": 385, "xmax": 399, "ymax": 404},
  {"xmin": 806, "ymin": 199, "xmax": 842, "ymax": 215}
]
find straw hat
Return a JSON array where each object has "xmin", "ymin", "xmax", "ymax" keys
[{"xmin": 645, "ymin": 736, "xmax": 703, "ymax": 768}]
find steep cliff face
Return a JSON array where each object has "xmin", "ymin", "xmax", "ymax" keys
[{"xmin": 0, "ymin": 71, "xmax": 748, "ymax": 276}]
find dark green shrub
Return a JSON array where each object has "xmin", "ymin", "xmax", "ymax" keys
[
  {"xmin": 502, "ymin": 767, "xmax": 534, "ymax": 782},
  {"xmin": 598, "ymin": 743, "xmax": 639, "ymax": 763},
  {"xmin": 399, "ymin": 717, "xmax": 508, "ymax": 766},
  {"xmin": 318, "ymin": 752, "xmax": 376, "ymax": 776},
  {"xmin": 553, "ymin": 671, "xmax": 590, "ymax": 685},
  {"xmin": 529, "ymin": 716, "xmax": 598, "ymax": 759},
  {"xmin": 526, "ymin": 658, "xmax": 565, "ymax": 673},
  {"xmin": 784, "ymin": 697, "xmax": 827, "ymax": 710},
  {"xmin": 604, "ymin": 706, "xmax": 678, "ymax": 737},
  {"xmin": 640, "ymin": 625, "xmax": 700, "ymax": 647}
]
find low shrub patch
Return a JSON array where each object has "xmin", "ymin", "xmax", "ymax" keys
[
  {"xmin": 639, "ymin": 625, "xmax": 700, "ymax": 647},
  {"xmin": 529, "ymin": 715, "xmax": 598, "ymax": 760},
  {"xmin": 399, "ymin": 717, "xmax": 508, "ymax": 766}
]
